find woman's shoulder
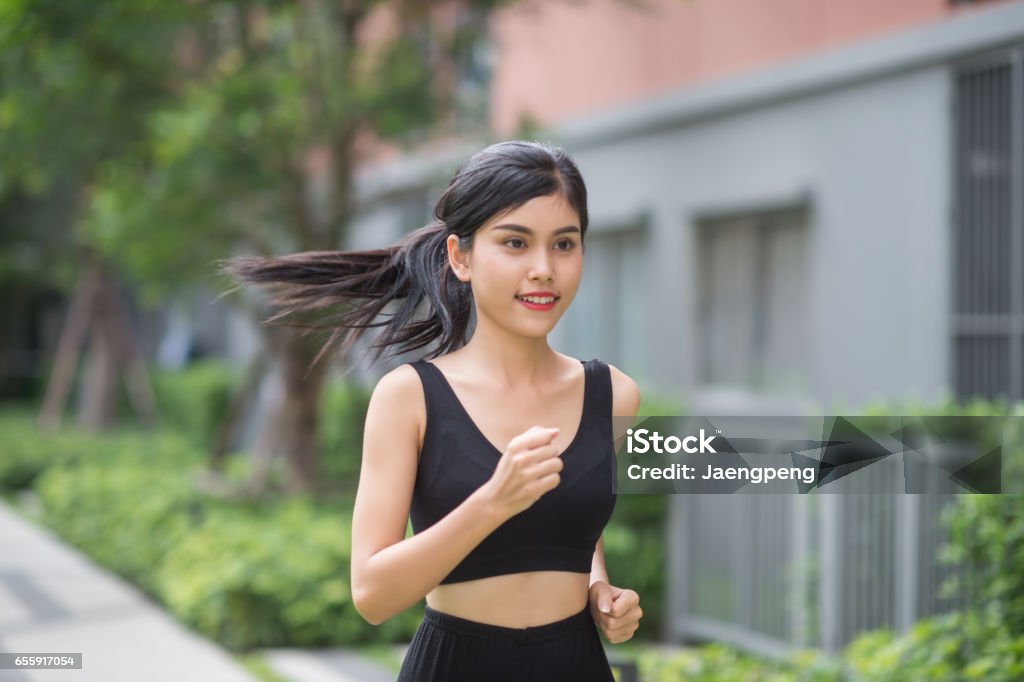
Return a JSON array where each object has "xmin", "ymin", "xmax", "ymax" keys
[
  {"xmin": 590, "ymin": 358, "xmax": 641, "ymax": 419},
  {"xmin": 368, "ymin": 362, "xmax": 428, "ymax": 439},
  {"xmin": 374, "ymin": 360, "xmax": 426, "ymax": 393}
]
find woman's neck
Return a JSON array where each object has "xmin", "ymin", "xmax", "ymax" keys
[{"xmin": 457, "ymin": 321, "xmax": 560, "ymax": 390}]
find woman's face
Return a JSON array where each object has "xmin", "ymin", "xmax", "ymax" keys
[{"xmin": 449, "ymin": 193, "xmax": 584, "ymax": 339}]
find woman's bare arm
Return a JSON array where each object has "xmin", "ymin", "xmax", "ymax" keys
[
  {"xmin": 589, "ymin": 535, "xmax": 610, "ymax": 588},
  {"xmin": 589, "ymin": 364, "xmax": 642, "ymax": 588},
  {"xmin": 349, "ymin": 365, "xmax": 507, "ymax": 625}
]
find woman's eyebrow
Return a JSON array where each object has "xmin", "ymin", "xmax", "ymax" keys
[{"xmin": 492, "ymin": 224, "xmax": 580, "ymax": 235}]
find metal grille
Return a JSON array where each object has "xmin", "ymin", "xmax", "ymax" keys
[
  {"xmin": 697, "ymin": 207, "xmax": 810, "ymax": 393},
  {"xmin": 953, "ymin": 48, "xmax": 1023, "ymax": 401},
  {"xmin": 672, "ymin": 489, "xmax": 972, "ymax": 656}
]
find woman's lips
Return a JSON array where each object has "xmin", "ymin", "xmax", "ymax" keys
[{"xmin": 516, "ymin": 295, "xmax": 559, "ymax": 311}]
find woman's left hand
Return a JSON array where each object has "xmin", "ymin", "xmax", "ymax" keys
[{"xmin": 588, "ymin": 581, "xmax": 642, "ymax": 643}]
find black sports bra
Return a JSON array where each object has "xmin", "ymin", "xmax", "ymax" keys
[{"xmin": 407, "ymin": 358, "xmax": 618, "ymax": 585}]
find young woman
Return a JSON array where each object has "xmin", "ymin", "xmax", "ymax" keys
[{"xmin": 229, "ymin": 140, "xmax": 643, "ymax": 681}]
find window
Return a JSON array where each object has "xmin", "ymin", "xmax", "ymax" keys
[
  {"xmin": 952, "ymin": 48, "xmax": 1022, "ymax": 401},
  {"xmin": 559, "ymin": 225, "xmax": 649, "ymax": 378},
  {"xmin": 696, "ymin": 207, "xmax": 810, "ymax": 393}
]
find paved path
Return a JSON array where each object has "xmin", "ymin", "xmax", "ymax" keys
[{"xmin": 0, "ymin": 498, "xmax": 257, "ymax": 682}]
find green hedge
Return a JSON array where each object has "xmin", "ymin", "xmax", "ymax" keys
[
  {"xmin": 318, "ymin": 379, "xmax": 373, "ymax": 485},
  {"xmin": 151, "ymin": 360, "xmax": 239, "ymax": 449},
  {"xmin": 157, "ymin": 497, "xmax": 420, "ymax": 650},
  {"xmin": 34, "ymin": 442, "xmax": 421, "ymax": 649},
  {"xmin": 627, "ymin": 608, "xmax": 1024, "ymax": 681},
  {"xmin": 634, "ymin": 643, "xmax": 840, "ymax": 681},
  {"xmin": 33, "ymin": 429, "xmax": 201, "ymax": 596},
  {"xmin": 0, "ymin": 409, "xmax": 139, "ymax": 490},
  {"xmin": 840, "ymin": 609, "xmax": 1024, "ymax": 681},
  {"xmin": 0, "ymin": 408, "xmax": 57, "ymax": 489},
  {"xmin": 0, "ymin": 410, "xmax": 417, "ymax": 650},
  {"xmin": 604, "ymin": 494, "xmax": 668, "ymax": 640}
]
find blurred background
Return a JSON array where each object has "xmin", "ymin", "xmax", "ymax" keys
[{"xmin": 1, "ymin": 0, "xmax": 1023, "ymax": 680}]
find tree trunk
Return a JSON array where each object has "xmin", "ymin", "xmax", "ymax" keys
[
  {"xmin": 77, "ymin": 281, "xmax": 119, "ymax": 430},
  {"xmin": 277, "ymin": 331, "xmax": 330, "ymax": 493},
  {"xmin": 244, "ymin": 323, "xmax": 330, "ymax": 495},
  {"xmin": 107, "ymin": 281, "xmax": 159, "ymax": 428},
  {"xmin": 211, "ymin": 348, "xmax": 269, "ymax": 470},
  {"xmin": 38, "ymin": 256, "xmax": 101, "ymax": 431},
  {"xmin": 246, "ymin": 361, "xmax": 286, "ymax": 495}
]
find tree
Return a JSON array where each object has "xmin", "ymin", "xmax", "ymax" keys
[
  {"xmin": 0, "ymin": 0, "xmax": 210, "ymax": 427},
  {"xmin": 80, "ymin": 0, "xmax": 508, "ymax": 493}
]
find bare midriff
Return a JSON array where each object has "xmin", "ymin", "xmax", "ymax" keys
[{"xmin": 426, "ymin": 571, "xmax": 591, "ymax": 627}]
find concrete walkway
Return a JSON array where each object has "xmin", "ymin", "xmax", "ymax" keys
[{"xmin": 0, "ymin": 498, "xmax": 257, "ymax": 682}]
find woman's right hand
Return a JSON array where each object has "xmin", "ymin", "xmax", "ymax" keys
[{"xmin": 482, "ymin": 426, "xmax": 565, "ymax": 519}]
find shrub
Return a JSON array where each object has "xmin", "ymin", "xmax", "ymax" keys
[
  {"xmin": 33, "ymin": 430, "xmax": 202, "ymax": 595},
  {"xmin": 603, "ymin": 494, "xmax": 668, "ymax": 640},
  {"xmin": 157, "ymin": 498, "xmax": 384, "ymax": 650},
  {"xmin": 5, "ymin": 410, "xmax": 418, "ymax": 651},
  {"xmin": 151, "ymin": 360, "xmax": 238, "ymax": 449},
  {"xmin": 318, "ymin": 379, "xmax": 373, "ymax": 487},
  {"xmin": 635, "ymin": 642, "xmax": 840, "ymax": 681}
]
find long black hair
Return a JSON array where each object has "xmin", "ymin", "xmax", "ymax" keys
[{"xmin": 222, "ymin": 140, "xmax": 589, "ymax": 369}]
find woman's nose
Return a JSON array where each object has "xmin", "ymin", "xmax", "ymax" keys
[{"xmin": 529, "ymin": 254, "xmax": 554, "ymax": 282}]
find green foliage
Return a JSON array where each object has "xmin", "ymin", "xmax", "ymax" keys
[
  {"xmin": 0, "ymin": 407, "xmax": 418, "ymax": 651},
  {"xmin": 941, "ymin": 493, "xmax": 1024, "ymax": 635},
  {"xmin": 839, "ymin": 609, "xmax": 1024, "ymax": 681},
  {"xmin": 157, "ymin": 497, "xmax": 418, "ymax": 650},
  {"xmin": 0, "ymin": 409, "xmax": 170, "ymax": 491},
  {"xmin": 626, "ymin": 613, "xmax": 1024, "ymax": 681},
  {"xmin": 603, "ymin": 494, "xmax": 668, "ymax": 639},
  {"xmin": 0, "ymin": 408, "xmax": 58, "ymax": 489},
  {"xmin": 151, "ymin": 360, "xmax": 239, "ymax": 449},
  {"xmin": 0, "ymin": 0, "xmax": 498, "ymax": 304},
  {"xmin": 637, "ymin": 388, "xmax": 686, "ymax": 417},
  {"xmin": 318, "ymin": 378, "xmax": 373, "ymax": 486},
  {"xmin": 0, "ymin": 0, "xmax": 201, "ymax": 191},
  {"xmin": 80, "ymin": 1, "xmax": 457, "ymax": 299},
  {"xmin": 34, "ymin": 430, "xmax": 201, "ymax": 595},
  {"xmin": 634, "ymin": 643, "xmax": 840, "ymax": 682}
]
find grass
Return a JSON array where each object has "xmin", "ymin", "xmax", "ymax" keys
[
  {"xmin": 358, "ymin": 643, "xmax": 406, "ymax": 674},
  {"xmin": 233, "ymin": 653, "xmax": 291, "ymax": 682}
]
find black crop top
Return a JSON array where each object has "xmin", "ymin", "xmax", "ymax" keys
[{"xmin": 407, "ymin": 358, "xmax": 618, "ymax": 585}]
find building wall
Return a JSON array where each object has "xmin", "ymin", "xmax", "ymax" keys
[
  {"xmin": 554, "ymin": 63, "xmax": 951, "ymax": 411},
  {"xmin": 489, "ymin": 0, "xmax": 1013, "ymax": 135}
]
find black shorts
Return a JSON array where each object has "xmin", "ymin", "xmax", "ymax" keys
[{"xmin": 396, "ymin": 604, "xmax": 616, "ymax": 682}]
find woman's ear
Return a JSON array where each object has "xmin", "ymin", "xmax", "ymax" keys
[{"xmin": 447, "ymin": 234, "xmax": 472, "ymax": 282}]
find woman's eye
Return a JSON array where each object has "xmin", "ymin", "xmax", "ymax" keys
[{"xmin": 504, "ymin": 237, "xmax": 576, "ymax": 250}]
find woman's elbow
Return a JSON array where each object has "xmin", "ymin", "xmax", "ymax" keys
[{"xmin": 351, "ymin": 582, "xmax": 388, "ymax": 626}]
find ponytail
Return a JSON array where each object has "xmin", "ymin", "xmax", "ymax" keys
[{"xmin": 221, "ymin": 219, "xmax": 474, "ymax": 370}]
